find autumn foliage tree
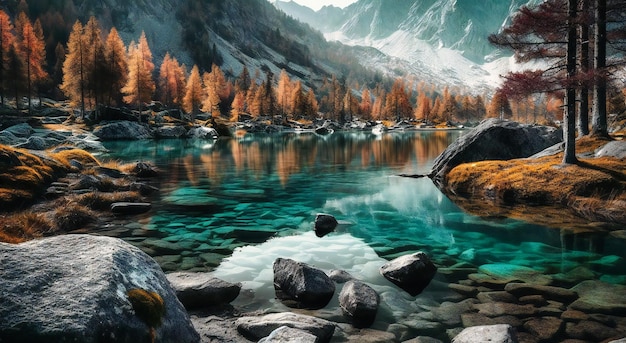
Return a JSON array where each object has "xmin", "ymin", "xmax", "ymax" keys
[
  {"xmin": 61, "ymin": 20, "xmax": 86, "ymax": 116},
  {"xmin": 104, "ymin": 27, "xmax": 128, "ymax": 106},
  {"xmin": 17, "ymin": 13, "xmax": 47, "ymax": 113},
  {"xmin": 183, "ymin": 64, "xmax": 203, "ymax": 119},
  {"xmin": 0, "ymin": 10, "xmax": 15, "ymax": 106},
  {"xmin": 123, "ymin": 31, "xmax": 155, "ymax": 119}
]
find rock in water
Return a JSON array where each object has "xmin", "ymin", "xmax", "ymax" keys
[
  {"xmin": 258, "ymin": 326, "xmax": 317, "ymax": 343},
  {"xmin": 452, "ymin": 324, "xmax": 518, "ymax": 343},
  {"xmin": 110, "ymin": 202, "xmax": 152, "ymax": 215},
  {"xmin": 273, "ymin": 258, "xmax": 335, "ymax": 309},
  {"xmin": 0, "ymin": 235, "xmax": 199, "ymax": 343},
  {"xmin": 166, "ymin": 272, "xmax": 241, "ymax": 309},
  {"xmin": 236, "ymin": 312, "xmax": 335, "ymax": 342},
  {"xmin": 430, "ymin": 118, "xmax": 562, "ymax": 187},
  {"xmin": 314, "ymin": 213, "xmax": 338, "ymax": 237},
  {"xmin": 339, "ymin": 280, "xmax": 380, "ymax": 328},
  {"xmin": 380, "ymin": 252, "xmax": 437, "ymax": 296}
]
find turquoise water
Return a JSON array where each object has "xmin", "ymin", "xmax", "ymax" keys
[{"xmin": 102, "ymin": 130, "xmax": 626, "ymax": 328}]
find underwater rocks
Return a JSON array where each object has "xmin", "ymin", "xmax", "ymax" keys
[
  {"xmin": 0, "ymin": 234, "xmax": 199, "ymax": 343},
  {"xmin": 452, "ymin": 324, "xmax": 518, "ymax": 343},
  {"xmin": 166, "ymin": 272, "xmax": 241, "ymax": 310},
  {"xmin": 380, "ymin": 251, "xmax": 438, "ymax": 296},
  {"xmin": 273, "ymin": 258, "xmax": 336, "ymax": 309}
]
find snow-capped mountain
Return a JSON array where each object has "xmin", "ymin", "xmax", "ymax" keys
[{"xmin": 274, "ymin": 0, "xmax": 539, "ymax": 91}]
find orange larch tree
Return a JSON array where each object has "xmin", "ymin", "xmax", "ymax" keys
[
  {"xmin": 359, "ymin": 87, "xmax": 372, "ymax": 119},
  {"xmin": 104, "ymin": 27, "xmax": 128, "ymax": 106},
  {"xmin": 183, "ymin": 64, "xmax": 203, "ymax": 120},
  {"xmin": 17, "ymin": 15, "xmax": 47, "ymax": 114},
  {"xmin": 83, "ymin": 16, "xmax": 106, "ymax": 109},
  {"xmin": 0, "ymin": 10, "xmax": 15, "ymax": 106},
  {"xmin": 122, "ymin": 31, "xmax": 155, "ymax": 120},
  {"xmin": 61, "ymin": 20, "xmax": 86, "ymax": 116}
]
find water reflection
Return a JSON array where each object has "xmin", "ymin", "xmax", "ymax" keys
[{"xmin": 100, "ymin": 131, "xmax": 626, "ymax": 288}]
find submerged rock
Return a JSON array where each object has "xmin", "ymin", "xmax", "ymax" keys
[
  {"xmin": 166, "ymin": 272, "xmax": 241, "ymax": 309},
  {"xmin": 273, "ymin": 257, "xmax": 335, "ymax": 309},
  {"xmin": 258, "ymin": 326, "xmax": 317, "ymax": 343},
  {"xmin": 0, "ymin": 235, "xmax": 199, "ymax": 343},
  {"xmin": 380, "ymin": 252, "xmax": 437, "ymax": 296},
  {"xmin": 430, "ymin": 119, "xmax": 562, "ymax": 187},
  {"xmin": 452, "ymin": 324, "xmax": 518, "ymax": 343},
  {"xmin": 236, "ymin": 312, "xmax": 335, "ymax": 343},
  {"xmin": 339, "ymin": 280, "xmax": 380, "ymax": 328}
]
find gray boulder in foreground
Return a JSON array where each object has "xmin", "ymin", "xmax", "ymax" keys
[
  {"xmin": 93, "ymin": 120, "xmax": 152, "ymax": 140},
  {"xmin": 273, "ymin": 258, "xmax": 335, "ymax": 309},
  {"xmin": 430, "ymin": 119, "xmax": 562, "ymax": 187},
  {"xmin": 258, "ymin": 326, "xmax": 317, "ymax": 343},
  {"xmin": 166, "ymin": 272, "xmax": 241, "ymax": 309},
  {"xmin": 0, "ymin": 235, "xmax": 199, "ymax": 343},
  {"xmin": 236, "ymin": 312, "xmax": 335, "ymax": 343},
  {"xmin": 380, "ymin": 252, "xmax": 437, "ymax": 296},
  {"xmin": 452, "ymin": 324, "xmax": 518, "ymax": 343}
]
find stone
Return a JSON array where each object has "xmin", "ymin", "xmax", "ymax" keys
[
  {"xmin": 0, "ymin": 235, "xmax": 199, "ymax": 342},
  {"xmin": 518, "ymin": 295, "xmax": 548, "ymax": 307},
  {"xmin": 15, "ymin": 136, "xmax": 50, "ymax": 150},
  {"xmin": 69, "ymin": 174, "xmax": 101, "ymax": 191},
  {"xmin": 111, "ymin": 202, "xmax": 152, "ymax": 215},
  {"xmin": 448, "ymin": 283, "xmax": 479, "ymax": 297},
  {"xmin": 130, "ymin": 182, "xmax": 159, "ymax": 195},
  {"xmin": 2, "ymin": 122, "xmax": 34, "ymax": 138},
  {"xmin": 608, "ymin": 339, "xmax": 626, "ymax": 343},
  {"xmin": 478, "ymin": 264, "xmax": 551, "ymax": 285},
  {"xmin": 258, "ymin": 326, "xmax": 317, "ymax": 343},
  {"xmin": 187, "ymin": 126, "xmax": 218, "ymax": 139},
  {"xmin": 314, "ymin": 213, "xmax": 339, "ymax": 237},
  {"xmin": 523, "ymin": 317, "xmax": 564, "ymax": 341},
  {"xmin": 166, "ymin": 272, "xmax": 241, "ymax": 309},
  {"xmin": 273, "ymin": 258, "xmax": 335, "ymax": 309},
  {"xmin": 329, "ymin": 269, "xmax": 354, "ymax": 283},
  {"xmin": 460, "ymin": 313, "xmax": 522, "ymax": 328},
  {"xmin": 565, "ymin": 320, "xmax": 622, "ymax": 342},
  {"xmin": 452, "ymin": 324, "xmax": 518, "ymax": 343},
  {"xmin": 561, "ymin": 310, "xmax": 588, "ymax": 322},
  {"xmin": 473, "ymin": 302, "xmax": 537, "ymax": 318},
  {"xmin": 505, "ymin": 283, "xmax": 579, "ymax": 304},
  {"xmin": 155, "ymin": 125, "xmax": 188, "ymax": 139},
  {"xmin": 430, "ymin": 118, "xmax": 562, "ymax": 187},
  {"xmin": 380, "ymin": 252, "xmax": 437, "ymax": 296},
  {"xmin": 595, "ymin": 141, "xmax": 626, "ymax": 159},
  {"xmin": 129, "ymin": 161, "xmax": 159, "ymax": 177},
  {"xmin": 569, "ymin": 280, "xmax": 626, "ymax": 315},
  {"xmin": 93, "ymin": 120, "xmax": 153, "ymax": 140},
  {"xmin": 339, "ymin": 280, "xmax": 379, "ymax": 328},
  {"xmin": 402, "ymin": 337, "xmax": 444, "ymax": 343},
  {"xmin": 477, "ymin": 291, "xmax": 518, "ymax": 303},
  {"xmin": 236, "ymin": 312, "xmax": 335, "ymax": 343}
]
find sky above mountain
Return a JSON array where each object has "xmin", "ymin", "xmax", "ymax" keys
[{"xmin": 290, "ymin": 0, "xmax": 357, "ymax": 11}]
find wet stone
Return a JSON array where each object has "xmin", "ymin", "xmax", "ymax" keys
[
  {"xmin": 468, "ymin": 273, "xmax": 510, "ymax": 290},
  {"xmin": 569, "ymin": 280, "xmax": 626, "ymax": 316},
  {"xmin": 565, "ymin": 320, "xmax": 622, "ymax": 342},
  {"xmin": 504, "ymin": 283, "xmax": 579, "ymax": 304},
  {"xmin": 448, "ymin": 283, "xmax": 479, "ymax": 297},
  {"xmin": 561, "ymin": 310, "xmax": 589, "ymax": 322},
  {"xmin": 518, "ymin": 295, "xmax": 548, "ymax": 307},
  {"xmin": 477, "ymin": 291, "xmax": 518, "ymax": 304},
  {"xmin": 461, "ymin": 313, "xmax": 523, "ymax": 328},
  {"xmin": 523, "ymin": 317, "xmax": 564, "ymax": 341},
  {"xmin": 474, "ymin": 302, "xmax": 537, "ymax": 318}
]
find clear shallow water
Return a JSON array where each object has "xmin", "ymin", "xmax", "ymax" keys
[{"xmin": 102, "ymin": 130, "xmax": 626, "ymax": 331}]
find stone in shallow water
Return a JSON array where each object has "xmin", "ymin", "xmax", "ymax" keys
[
  {"xmin": 504, "ymin": 283, "xmax": 579, "ymax": 304},
  {"xmin": 380, "ymin": 252, "xmax": 437, "ymax": 296},
  {"xmin": 166, "ymin": 272, "xmax": 241, "ymax": 309},
  {"xmin": 338, "ymin": 280, "xmax": 379, "ymax": 328},
  {"xmin": 473, "ymin": 302, "xmax": 537, "ymax": 318},
  {"xmin": 523, "ymin": 317, "xmax": 564, "ymax": 341},
  {"xmin": 273, "ymin": 258, "xmax": 335, "ymax": 310},
  {"xmin": 565, "ymin": 320, "xmax": 622, "ymax": 342},
  {"xmin": 478, "ymin": 263, "xmax": 552, "ymax": 285},
  {"xmin": 258, "ymin": 326, "xmax": 317, "ymax": 343},
  {"xmin": 451, "ymin": 324, "xmax": 518, "ymax": 343},
  {"xmin": 569, "ymin": 280, "xmax": 626, "ymax": 315},
  {"xmin": 236, "ymin": 313, "xmax": 335, "ymax": 342}
]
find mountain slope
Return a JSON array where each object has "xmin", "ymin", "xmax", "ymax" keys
[{"xmin": 275, "ymin": 0, "xmax": 539, "ymax": 91}]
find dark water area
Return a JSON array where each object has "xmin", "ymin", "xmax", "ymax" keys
[{"xmin": 100, "ymin": 130, "xmax": 626, "ymax": 337}]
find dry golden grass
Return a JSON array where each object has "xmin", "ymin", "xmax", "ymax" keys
[
  {"xmin": 0, "ymin": 212, "xmax": 53, "ymax": 243},
  {"xmin": 49, "ymin": 148, "xmax": 101, "ymax": 169},
  {"xmin": 444, "ymin": 136, "xmax": 626, "ymax": 226},
  {"xmin": 75, "ymin": 191, "xmax": 142, "ymax": 211}
]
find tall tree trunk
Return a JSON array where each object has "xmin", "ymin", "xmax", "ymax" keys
[
  {"xmin": 564, "ymin": 0, "xmax": 578, "ymax": 164},
  {"xmin": 592, "ymin": 0, "xmax": 608, "ymax": 137},
  {"xmin": 578, "ymin": 0, "xmax": 590, "ymax": 136}
]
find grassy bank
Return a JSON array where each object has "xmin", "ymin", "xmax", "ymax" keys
[{"xmin": 441, "ymin": 136, "xmax": 626, "ymax": 229}]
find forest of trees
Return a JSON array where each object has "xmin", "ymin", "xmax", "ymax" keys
[
  {"xmin": 490, "ymin": 0, "xmax": 626, "ymax": 163},
  {"xmin": 0, "ymin": 4, "xmax": 623, "ymax": 127}
]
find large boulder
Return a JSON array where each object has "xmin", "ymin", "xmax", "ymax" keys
[
  {"xmin": 258, "ymin": 326, "xmax": 317, "ymax": 343},
  {"xmin": 166, "ymin": 272, "xmax": 241, "ymax": 309},
  {"xmin": 236, "ymin": 312, "xmax": 335, "ymax": 343},
  {"xmin": 273, "ymin": 258, "xmax": 335, "ymax": 309},
  {"xmin": 338, "ymin": 280, "xmax": 380, "ymax": 328},
  {"xmin": 452, "ymin": 324, "xmax": 518, "ymax": 343},
  {"xmin": 186, "ymin": 126, "xmax": 218, "ymax": 139},
  {"xmin": 93, "ymin": 121, "xmax": 152, "ymax": 140},
  {"xmin": 595, "ymin": 141, "xmax": 626, "ymax": 159},
  {"xmin": 430, "ymin": 119, "xmax": 562, "ymax": 187},
  {"xmin": 155, "ymin": 125, "xmax": 188, "ymax": 139},
  {"xmin": 380, "ymin": 252, "xmax": 437, "ymax": 296},
  {"xmin": 0, "ymin": 235, "xmax": 199, "ymax": 343},
  {"xmin": 2, "ymin": 122, "xmax": 34, "ymax": 138}
]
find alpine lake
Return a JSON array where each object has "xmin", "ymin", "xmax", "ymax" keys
[{"xmin": 98, "ymin": 129, "xmax": 626, "ymax": 340}]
